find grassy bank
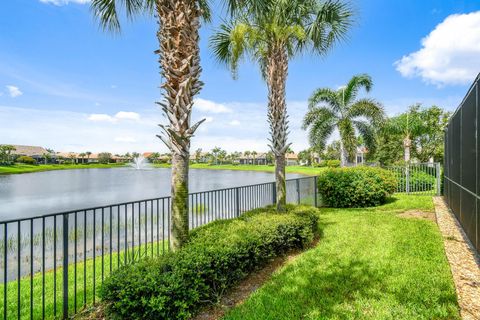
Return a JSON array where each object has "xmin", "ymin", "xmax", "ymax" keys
[
  {"xmin": 224, "ymin": 194, "xmax": 460, "ymax": 320},
  {"xmin": 154, "ymin": 163, "xmax": 326, "ymax": 176},
  {"xmin": 0, "ymin": 163, "xmax": 126, "ymax": 175}
]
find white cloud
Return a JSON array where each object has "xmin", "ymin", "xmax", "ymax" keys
[
  {"xmin": 194, "ymin": 98, "xmax": 232, "ymax": 113},
  {"xmin": 204, "ymin": 116, "xmax": 214, "ymax": 123},
  {"xmin": 395, "ymin": 11, "xmax": 480, "ymax": 86},
  {"xmin": 88, "ymin": 114, "xmax": 115, "ymax": 122},
  {"xmin": 114, "ymin": 136, "xmax": 136, "ymax": 143},
  {"xmin": 87, "ymin": 111, "xmax": 140, "ymax": 123},
  {"xmin": 39, "ymin": 0, "xmax": 90, "ymax": 5},
  {"xmin": 229, "ymin": 120, "xmax": 241, "ymax": 126},
  {"xmin": 6, "ymin": 85, "xmax": 22, "ymax": 98},
  {"xmin": 115, "ymin": 111, "xmax": 140, "ymax": 121}
]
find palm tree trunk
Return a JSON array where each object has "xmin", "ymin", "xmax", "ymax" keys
[
  {"xmin": 267, "ymin": 45, "xmax": 289, "ymax": 212},
  {"xmin": 340, "ymin": 140, "xmax": 347, "ymax": 167},
  {"xmin": 155, "ymin": 0, "xmax": 205, "ymax": 251}
]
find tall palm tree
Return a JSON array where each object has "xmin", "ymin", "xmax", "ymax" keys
[
  {"xmin": 211, "ymin": 0, "xmax": 353, "ymax": 211},
  {"xmin": 90, "ymin": 0, "xmax": 213, "ymax": 250},
  {"xmin": 303, "ymin": 74, "xmax": 385, "ymax": 166}
]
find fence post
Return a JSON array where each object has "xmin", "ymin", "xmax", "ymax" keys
[
  {"xmin": 296, "ymin": 179, "xmax": 300, "ymax": 204},
  {"xmin": 405, "ymin": 164, "xmax": 410, "ymax": 194},
  {"xmin": 436, "ymin": 162, "xmax": 441, "ymax": 196},
  {"xmin": 62, "ymin": 213, "xmax": 69, "ymax": 319},
  {"xmin": 235, "ymin": 187, "xmax": 240, "ymax": 217},
  {"xmin": 272, "ymin": 182, "xmax": 276, "ymax": 205},
  {"xmin": 314, "ymin": 176, "xmax": 318, "ymax": 207}
]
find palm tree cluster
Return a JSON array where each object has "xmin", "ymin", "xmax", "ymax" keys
[{"xmin": 91, "ymin": 0, "xmax": 353, "ymax": 249}]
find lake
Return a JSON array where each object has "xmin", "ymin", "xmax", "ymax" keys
[{"xmin": 0, "ymin": 167, "xmax": 303, "ymax": 220}]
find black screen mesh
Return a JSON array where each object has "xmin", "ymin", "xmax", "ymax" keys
[{"xmin": 445, "ymin": 77, "xmax": 479, "ymax": 253}]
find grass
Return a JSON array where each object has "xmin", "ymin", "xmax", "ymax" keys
[
  {"xmin": 224, "ymin": 194, "xmax": 460, "ymax": 320},
  {"xmin": 0, "ymin": 163, "xmax": 126, "ymax": 175},
  {"xmin": 0, "ymin": 240, "xmax": 167, "ymax": 319},
  {"xmin": 154, "ymin": 163, "xmax": 327, "ymax": 176}
]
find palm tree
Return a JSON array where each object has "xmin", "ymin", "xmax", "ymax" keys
[
  {"xmin": 303, "ymin": 74, "xmax": 385, "ymax": 167},
  {"xmin": 85, "ymin": 151, "xmax": 92, "ymax": 163},
  {"xmin": 91, "ymin": 0, "xmax": 213, "ymax": 250},
  {"xmin": 382, "ymin": 104, "xmax": 424, "ymax": 163},
  {"xmin": 79, "ymin": 152, "xmax": 86, "ymax": 164},
  {"xmin": 244, "ymin": 151, "xmax": 251, "ymax": 164},
  {"xmin": 251, "ymin": 150, "xmax": 257, "ymax": 165},
  {"xmin": 211, "ymin": 0, "xmax": 353, "ymax": 211}
]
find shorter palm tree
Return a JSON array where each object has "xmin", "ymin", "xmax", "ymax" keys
[{"xmin": 303, "ymin": 74, "xmax": 385, "ymax": 166}]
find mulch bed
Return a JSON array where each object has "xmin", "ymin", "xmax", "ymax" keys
[{"xmin": 433, "ymin": 197, "xmax": 480, "ymax": 320}]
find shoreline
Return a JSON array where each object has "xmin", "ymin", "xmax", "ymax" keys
[{"xmin": 0, "ymin": 163, "xmax": 126, "ymax": 175}]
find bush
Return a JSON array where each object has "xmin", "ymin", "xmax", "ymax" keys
[
  {"xmin": 315, "ymin": 159, "xmax": 341, "ymax": 168},
  {"xmin": 317, "ymin": 167, "xmax": 397, "ymax": 207},
  {"xmin": 396, "ymin": 170, "xmax": 436, "ymax": 192},
  {"xmin": 16, "ymin": 156, "xmax": 36, "ymax": 165},
  {"xmin": 100, "ymin": 205, "xmax": 319, "ymax": 320}
]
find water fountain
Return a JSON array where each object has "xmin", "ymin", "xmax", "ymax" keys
[{"xmin": 130, "ymin": 155, "xmax": 149, "ymax": 170}]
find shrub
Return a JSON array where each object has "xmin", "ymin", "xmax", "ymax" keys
[
  {"xmin": 325, "ymin": 159, "xmax": 341, "ymax": 167},
  {"xmin": 16, "ymin": 156, "xmax": 36, "ymax": 165},
  {"xmin": 396, "ymin": 170, "xmax": 436, "ymax": 192},
  {"xmin": 317, "ymin": 167, "xmax": 397, "ymax": 207},
  {"xmin": 100, "ymin": 205, "xmax": 319, "ymax": 320}
]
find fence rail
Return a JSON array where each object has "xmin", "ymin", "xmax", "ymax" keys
[
  {"xmin": 0, "ymin": 176, "xmax": 320, "ymax": 320},
  {"xmin": 0, "ymin": 165, "xmax": 440, "ymax": 320},
  {"xmin": 384, "ymin": 163, "xmax": 441, "ymax": 196}
]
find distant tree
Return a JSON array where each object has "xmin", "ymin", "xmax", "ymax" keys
[
  {"xmin": 148, "ymin": 152, "xmax": 161, "ymax": 163},
  {"xmin": 251, "ymin": 151, "xmax": 258, "ymax": 165},
  {"xmin": 323, "ymin": 141, "xmax": 341, "ymax": 161},
  {"xmin": 98, "ymin": 152, "xmax": 112, "ymax": 164},
  {"xmin": 194, "ymin": 148, "xmax": 202, "ymax": 163},
  {"xmin": 86, "ymin": 151, "xmax": 92, "ymax": 162},
  {"xmin": 265, "ymin": 151, "xmax": 274, "ymax": 165},
  {"xmin": 211, "ymin": 147, "xmax": 222, "ymax": 165},
  {"xmin": 303, "ymin": 74, "xmax": 385, "ymax": 166},
  {"xmin": 218, "ymin": 149, "xmax": 227, "ymax": 164},
  {"xmin": 0, "ymin": 145, "xmax": 16, "ymax": 165},
  {"xmin": 68, "ymin": 153, "xmax": 77, "ymax": 164},
  {"xmin": 298, "ymin": 149, "xmax": 314, "ymax": 166},
  {"xmin": 42, "ymin": 153, "xmax": 52, "ymax": 165},
  {"xmin": 244, "ymin": 151, "xmax": 251, "ymax": 164},
  {"xmin": 79, "ymin": 153, "xmax": 86, "ymax": 164}
]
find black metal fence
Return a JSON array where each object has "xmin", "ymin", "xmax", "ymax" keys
[
  {"xmin": 0, "ymin": 165, "xmax": 443, "ymax": 320},
  {"xmin": 0, "ymin": 176, "xmax": 319, "ymax": 320},
  {"xmin": 444, "ymin": 74, "xmax": 480, "ymax": 255}
]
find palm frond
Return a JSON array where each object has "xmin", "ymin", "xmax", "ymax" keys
[
  {"xmin": 304, "ymin": 0, "xmax": 354, "ymax": 55},
  {"xmin": 353, "ymin": 120, "xmax": 377, "ymax": 156},
  {"xmin": 90, "ymin": 0, "xmax": 154, "ymax": 33},
  {"xmin": 308, "ymin": 87, "xmax": 341, "ymax": 112},
  {"xmin": 347, "ymin": 98, "xmax": 385, "ymax": 126},
  {"xmin": 303, "ymin": 107, "xmax": 337, "ymax": 151},
  {"xmin": 343, "ymin": 73, "xmax": 372, "ymax": 104}
]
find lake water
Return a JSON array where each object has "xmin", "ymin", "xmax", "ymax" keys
[{"xmin": 0, "ymin": 167, "xmax": 303, "ymax": 220}]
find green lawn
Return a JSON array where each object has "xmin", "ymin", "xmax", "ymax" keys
[
  {"xmin": 0, "ymin": 163, "xmax": 126, "ymax": 175},
  {"xmin": 224, "ymin": 194, "xmax": 460, "ymax": 320},
  {"xmin": 154, "ymin": 163, "xmax": 327, "ymax": 176}
]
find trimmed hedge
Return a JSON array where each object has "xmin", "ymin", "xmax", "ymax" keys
[
  {"xmin": 100, "ymin": 205, "xmax": 319, "ymax": 320},
  {"xmin": 16, "ymin": 156, "xmax": 36, "ymax": 165},
  {"xmin": 317, "ymin": 167, "xmax": 397, "ymax": 207}
]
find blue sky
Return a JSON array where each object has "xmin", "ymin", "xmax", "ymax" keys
[{"xmin": 0, "ymin": 0, "xmax": 479, "ymax": 154}]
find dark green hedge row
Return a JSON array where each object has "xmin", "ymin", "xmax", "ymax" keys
[
  {"xmin": 100, "ymin": 205, "xmax": 320, "ymax": 320},
  {"xmin": 317, "ymin": 167, "xmax": 397, "ymax": 207}
]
